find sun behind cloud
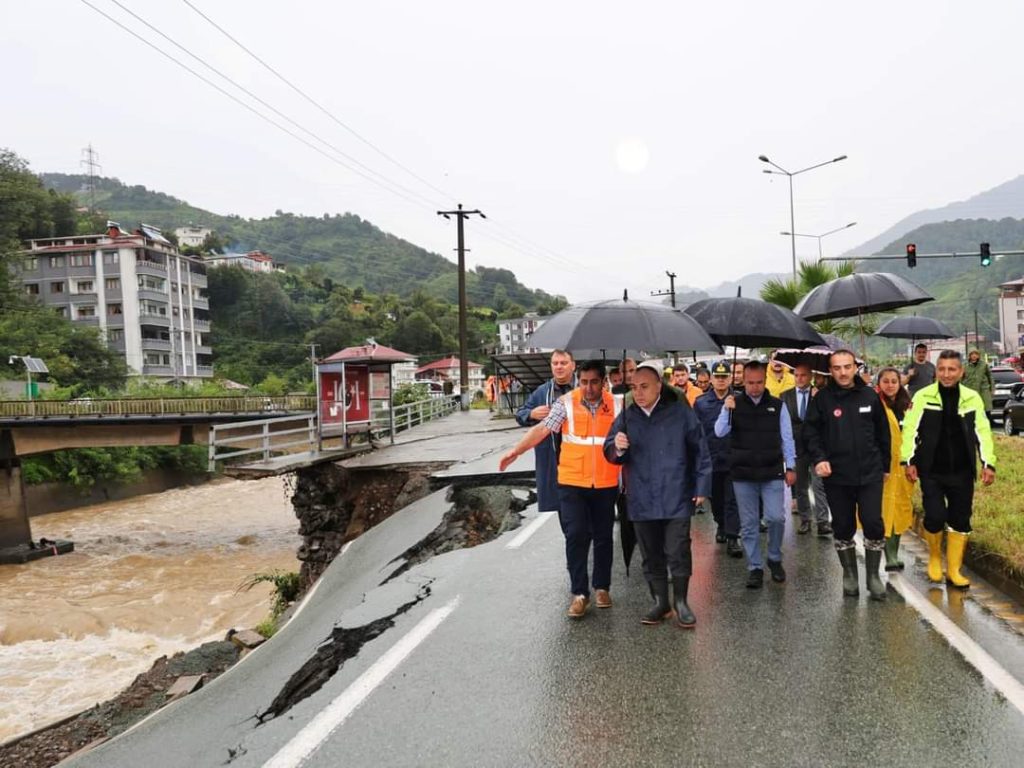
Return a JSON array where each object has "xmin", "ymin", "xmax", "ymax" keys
[{"xmin": 614, "ymin": 137, "xmax": 650, "ymax": 174}]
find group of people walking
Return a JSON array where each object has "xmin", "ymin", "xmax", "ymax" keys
[{"xmin": 499, "ymin": 346, "xmax": 997, "ymax": 628}]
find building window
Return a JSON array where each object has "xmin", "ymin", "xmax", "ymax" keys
[
  {"xmin": 76, "ymin": 280, "xmax": 94, "ymax": 293},
  {"xmin": 25, "ymin": 283, "xmax": 39, "ymax": 295},
  {"xmin": 107, "ymin": 303, "xmax": 123, "ymax": 316},
  {"xmin": 1018, "ymin": 310, "xmax": 1024, "ymax": 320},
  {"xmin": 105, "ymin": 277, "xmax": 120, "ymax": 291},
  {"xmin": 140, "ymin": 301, "xmax": 167, "ymax": 316},
  {"xmin": 50, "ymin": 281, "xmax": 65, "ymax": 294},
  {"xmin": 138, "ymin": 276, "xmax": 164, "ymax": 291},
  {"xmin": 108, "ymin": 329, "xmax": 124, "ymax": 342},
  {"xmin": 145, "ymin": 353, "xmax": 163, "ymax": 366},
  {"xmin": 23, "ymin": 257, "xmax": 38, "ymax": 271},
  {"xmin": 70, "ymin": 252, "xmax": 93, "ymax": 267},
  {"xmin": 103, "ymin": 251, "xmax": 119, "ymax": 265},
  {"xmin": 1017, "ymin": 297, "xmax": 1024, "ymax": 306},
  {"xmin": 49, "ymin": 255, "xmax": 65, "ymax": 268},
  {"xmin": 54, "ymin": 306, "xmax": 67, "ymax": 318},
  {"xmin": 76, "ymin": 305, "xmax": 96, "ymax": 318}
]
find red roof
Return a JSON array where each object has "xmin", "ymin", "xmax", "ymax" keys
[
  {"xmin": 323, "ymin": 344, "xmax": 417, "ymax": 363},
  {"xmin": 416, "ymin": 356, "xmax": 483, "ymax": 373}
]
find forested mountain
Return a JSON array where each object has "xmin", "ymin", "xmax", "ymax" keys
[{"xmin": 39, "ymin": 173, "xmax": 565, "ymax": 312}]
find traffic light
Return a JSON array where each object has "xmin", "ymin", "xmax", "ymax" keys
[
  {"xmin": 906, "ymin": 243, "xmax": 917, "ymax": 268},
  {"xmin": 980, "ymin": 242, "xmax": 992, "ymax": 267}
]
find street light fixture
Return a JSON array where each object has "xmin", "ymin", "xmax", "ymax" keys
[
  {"xmin": 779, "ymin": 221, "xmax": 858, "ymax": 261},
  {"xmin": 759, "ymin": 153, "xmax": 848, "ymax": 279}
]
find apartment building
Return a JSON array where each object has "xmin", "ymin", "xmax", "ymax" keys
[
  {"xmin": 497, "ymin": 313, "xmax": 546, "ymax": 354},
  {"xmin": 20, "ymin": 222, "xmax": 214, "ymax": 380},
  {"xmin": 174, "ymin": 224, "xmax": 213, "ymax": 249},
  {"xmin": 998, "ymin": 276, "xmax": 1024, "ymax": 355},
  {"xmin": 205, "ymin": 250, "xmax": 276, "ymax": 273}
]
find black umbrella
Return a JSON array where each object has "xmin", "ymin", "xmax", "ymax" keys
[
  {"xmin": 684, "ymin": 296, "xmax": 826, "ymax": 349},
  {"xmin": 794, "ymin": 272, "xmax": 933, "ymax": 321},
  {"xmin": 527, "ymin": 296, "xmax": 721, "ymax": 354},
  {"xmin": 616, "ymin": 494, "xmax": 636, "ymax": 576},
  {"xmin": 875, "ymin": 315, "xmax": 955, "ymax": 340},
  {"xmin": 773, "ymin": 346, "xmax": 864, "ymax": 375}
]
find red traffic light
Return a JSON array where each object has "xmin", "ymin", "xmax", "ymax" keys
[{"xmin": 906, "ymin": 243, "xmax": 917, "ymax": 268}]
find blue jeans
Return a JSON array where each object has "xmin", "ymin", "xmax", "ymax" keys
[
  {"xmin": 557, "ymin": 485, "xmax": 618, "ymax": 596},
  {"xmin": 733, "ymin": 479, "xmax": 785, "ymax": 570}
]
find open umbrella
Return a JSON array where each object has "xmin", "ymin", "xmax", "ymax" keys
[
  {"xmin": 527, "ymin": 295, "xmax": 721, "ymax": 354},
  {"xmin": 684, "ymin": 296, "xmax": 826, "ymax": 350},
  {"xmin": 773, "ymin": 345, "xmax": 863, "ymax": 375},
  {"xmin": 875, "ymin": 315, "xmax": 955, "ymax": 341},
  {"xmin": 794, "ymin": 272, "xmax": 933, "ymax": 355}
]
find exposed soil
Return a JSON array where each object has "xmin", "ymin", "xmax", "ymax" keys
[{"xmin": 0, "ymin": 641, "xmax": 239, "ymax": 768}]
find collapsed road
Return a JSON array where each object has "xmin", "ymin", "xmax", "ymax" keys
[{"xmin": 61, "ymin": 412, "xmax": 1024, "ymax": 767}]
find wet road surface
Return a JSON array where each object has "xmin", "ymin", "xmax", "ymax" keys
[{"xmin": 62, "ymin": 420, "xmax": 1024, "ymax": 767}]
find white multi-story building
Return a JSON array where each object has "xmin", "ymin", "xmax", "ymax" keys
[
  {"xmin": 498, "ymin": 313, "xmax": 546, "ymax": 354},
  {"xmin": 998, "ymin": 276, "xmax": 1024, "ymax": 355},
  {"xmin": 205, "ymin": 250, "xmax": 276, "ymax": 273},
  {"xmin": 174, "ymin": 224, "xmax": 213, "ymax": 249},
  {"xmin": 20, "ymin": 223, "xmax": 213, "ymax": 380}
]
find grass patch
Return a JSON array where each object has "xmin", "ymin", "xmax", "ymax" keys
[{"xmin": 969, "ymin": 435, "xmax": 1024, "ymax": 579}]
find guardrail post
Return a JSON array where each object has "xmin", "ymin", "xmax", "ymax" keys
[
  {"xmin": 262, "ymin": 421, "xmax": 271, "ymax": 463},
  {"xmin": 208, "ymin": 426, "xmax": 217, "ymax": 472},
  {"xmin": 307, "ymin": 415, "xmax": 316, "ymax": 454}
]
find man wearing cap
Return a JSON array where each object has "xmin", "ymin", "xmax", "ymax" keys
[
  {"xmin": 715, "ymin": 361, "xmax": 797, "ymax": 589},
  {"xmin": 501, "ymin": 360, "xmax": 620, "ymax": 618},
  {"xmin": 515, "ymin": 349, "xmax": 576, "ymax": 517},
  {"xmin": 694, "ymin": 361, "xmax": 744, "ymax": 557},
  {"xmin": 604, "ymin": 360, "xmax": 711, "ymax": 628}
]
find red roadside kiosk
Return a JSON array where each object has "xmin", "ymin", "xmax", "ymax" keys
[{"xmin": 317, "ymin": 343, "xmax": 417, "ymax": 446}]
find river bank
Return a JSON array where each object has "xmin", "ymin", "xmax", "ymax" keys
[{"xmin": 0, "ymin": 476, "xmax": 298, "ymax": 743}]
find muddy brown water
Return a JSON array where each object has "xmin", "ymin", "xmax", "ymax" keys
[{"xmin": 0, "ymin": 476, "xmax": 299, "ymax": 743}]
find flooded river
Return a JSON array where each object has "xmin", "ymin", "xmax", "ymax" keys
[{"xmin": 0, "ymin": 476, "xmax": 300, "ymax": 743}]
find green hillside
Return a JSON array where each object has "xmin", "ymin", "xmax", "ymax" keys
[
  {"xmin": 39, "ymin": 173, "xmax": 565, "ymax": 313},
  {"xmin": 859, "ymin": 218, "xmax": 1024, "ymax": 349}
]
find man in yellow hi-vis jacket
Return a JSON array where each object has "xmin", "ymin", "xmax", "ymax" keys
[{"xmin": 901, "ymin": 350, "xmax": 996, "ymax": 589}]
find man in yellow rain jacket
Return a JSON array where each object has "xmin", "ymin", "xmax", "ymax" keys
[{"xmin": 901, "ymin": 350, "xmax": 996, "ymax": 589}]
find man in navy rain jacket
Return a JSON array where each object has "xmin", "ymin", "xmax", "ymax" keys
[{"xmin": 604, "ymin": 361, "xmax": 712, "ymax": 629}]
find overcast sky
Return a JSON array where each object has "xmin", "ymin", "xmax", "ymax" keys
[{"xmin": 5, "ymin": 1, "xmax": 1023, "ymax": 302}]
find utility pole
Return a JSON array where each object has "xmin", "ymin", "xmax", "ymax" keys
[
  {"xmin": 648, "ymin": 270, "xmax": 678, "ymax": 308},
  {"xmin": 437, "ymin": 204, "xmax": 485, "ymax": 409},
  {"xmin": 80, "ymin": 144, "xmax": 101, "ymax": 214},
  {"xmin": 975, "ymin": 310, "xmax": 980, "ymax": 354}
]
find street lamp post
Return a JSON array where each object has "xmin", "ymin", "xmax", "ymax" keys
[
  {"xmin": 759, "ymin": 153, "xmax": 848, "ymax": 279},
  {"xmin": 780, "ymin": 222, "xmax": 858, "ymax": 261}
]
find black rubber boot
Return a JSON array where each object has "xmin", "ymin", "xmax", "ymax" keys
[
  {"xmin": 672, "ymin": 576, "xmax": 696, "ymax": 629},
  {"xmin": 837, "ymin": 547, "xmax": 859, "ymax": 597},
  {"xmin": 864, "ymin": 547, "xmax": 887, "ymax": 601},
  {"xmin": 641, "ymin": 579, "xmax": 672, "ymax": 625}
]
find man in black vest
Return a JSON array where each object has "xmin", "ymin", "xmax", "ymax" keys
[
  {"xmin": 803, "ymin": 350, "xmax": 891, "ymax": 601},
  {"xmin": 780, "ymin": 363, "xmax": 832, "ymax": 537},
  {"xmin": 715, "ymin": 361, "xmax": 797, "ymax": 589}
]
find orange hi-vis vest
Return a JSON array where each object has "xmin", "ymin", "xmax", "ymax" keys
[{"xmin": 557, "ymin": 389, "xmax": 621, "ymax": 489}]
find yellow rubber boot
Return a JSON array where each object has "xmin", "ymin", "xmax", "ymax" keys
[
  {"xmin": 946, "ymin": 531, "xmax": 971, "ymax": 589},
  {"xmin": 922, "ymin": 529, "xmax": 944, "ymax": 583}
]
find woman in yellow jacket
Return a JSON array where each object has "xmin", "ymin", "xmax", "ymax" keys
[{"xmin": 877, "ymin": 367, "xmax": 915, "ymax": 570}]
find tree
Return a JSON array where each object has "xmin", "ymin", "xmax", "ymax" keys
[
  {"xmin": 392, "ymin": 310, "xmax": 446, "ymax": 355},
  {"xmin": 760, "ymin": 259, "xmax": 864, "ymax": 339}
]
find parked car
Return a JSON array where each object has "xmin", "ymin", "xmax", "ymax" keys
[
  {"xmin": 990, "ymin": 367, "xmax": 1024, "ymax": 419},
  {"xmin": 1003, "ymin": 386, "xmax": 1024, "ymax": 435}
]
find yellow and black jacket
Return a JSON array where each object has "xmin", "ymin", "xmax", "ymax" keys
[{"xmin": 900, "ymin": 383, "xmax": 996, "ymax": 477}]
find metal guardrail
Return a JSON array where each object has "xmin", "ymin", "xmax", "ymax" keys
[
  {"xmin": 208, "ymin": 413, "xmax": 317, "ymax": 471},
  {"xmin": 0, "ymin": 395, "xmax": 316, "ymax": 419},
  {"xmin": 372, "ymin": 396, "xmax": 460, "ymax": 436}
]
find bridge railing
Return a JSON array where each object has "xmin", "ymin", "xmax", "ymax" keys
[
  {"xmin": 208, "ymin": 414, "xmax": 317, "ymax": 471},
  {"xmin": 0, "ymin": 395, "xmax": 316, "ymax": 419},
  {"xmin": 373, "ymin": 396, "xmax": 460, "ymax": 435}
]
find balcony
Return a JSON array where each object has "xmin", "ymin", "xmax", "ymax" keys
[
  {"xmin": 137, "ymin": 288, "xmax": 168, "ymax": 303},
  {"xmin": 73, "ymin": 315, "xmax": 100, "ymax": 326},
  {"xmin": 194, "ymin": 344, "xmax": 212, "ymax": 355},
  {"xmin": 139, "ymin": 313, "xmax": 171, "ymax": 327},
  {"xmin": 192, "ymin": 319, "xmax": 211, "ymax": 332},
  {"xmin": 189, "ymin": 271, "xmax": 208, "ymax": 288},
  {"xmin": 196, "ymin": 365, "xmax": 214, "ymax": 377},
  {"xmin": 141, "ymin": 364, "xmax": 174, "ymax": 376},
  {"xmin": 141, "ymin": 338, "xmax": 172, "ymax": 351},
  {"xmin": 190, "ymin": 296, "xmax": 209, "ymax": 310},
  {"xmin": 135, "ymin": 259, "xmax": 167, "ymax": 276}
]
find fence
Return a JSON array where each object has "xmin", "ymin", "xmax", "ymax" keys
[
  {"xmin": 0, "ymin": 395, "xmax": 316, "ymax": 420},
  {"xmin": 373, "ymin": 396, "xmax": 460, "ymax": 435},
  {"xmin": 207, "ymin": 414, "xmax": 317, "ymax": 471}
]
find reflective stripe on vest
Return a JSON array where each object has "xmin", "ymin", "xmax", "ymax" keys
[{"xmin": 558, "ymin": 389, "xmax": 620, "ymax": 488}]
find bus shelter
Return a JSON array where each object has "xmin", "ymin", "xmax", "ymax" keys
[{"xmin": 317, "ymin": 343, "xmax": 416, "ymax": 446}]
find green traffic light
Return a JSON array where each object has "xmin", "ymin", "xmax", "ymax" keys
[{"xmin": 980, "ymin": 242, "xmax": 992, "ymax": 267}]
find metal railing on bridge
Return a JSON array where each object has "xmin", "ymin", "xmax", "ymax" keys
[
  {"xmin": 206, "ymin": 396, "xmax": 460, "ymax": 471},
  {"xmin": 0, "ymin": 395, "xmax": 316, "ymax": 420}
]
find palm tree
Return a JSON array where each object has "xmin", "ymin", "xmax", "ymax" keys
[{"xmin": 761, "ymin": 260, "xmax": 866, "ymax": 339}]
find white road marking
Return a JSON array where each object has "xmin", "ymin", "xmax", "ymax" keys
[
  {"xmin": 888, "ymin": 572, "xmax": 1024, "ymax": 716},
  {"xmin": 263, "ymin": 596, "xmax": 461, "ymax": 768},
  {"xmin": 505, "ymin": 511, "xmax": 557, "ymax": 549}
]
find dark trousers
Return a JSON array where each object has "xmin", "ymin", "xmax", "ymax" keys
[
  {"xmin": 634, "ymin": 517, "xmax": 693, "ymax": 581},
  {"xmin": 557, "ymin": 485, "xmax": 618, "ymax": 596},
  {"xmin": 823, "ymin": 480, "xmax": 884, "ymax": 541},
  {"xmin": 794, "ymin": 455, "xmax": 830, "ymax": 524},
  {"xmin": 710, "ymin": 470, "xmax": 740, "ymax": 538},
  {"xmin": 920, "ymin": 472, "xmax": 974, "ymax": 533}
]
